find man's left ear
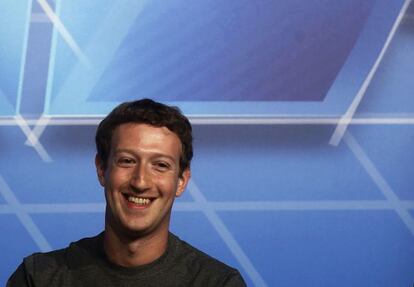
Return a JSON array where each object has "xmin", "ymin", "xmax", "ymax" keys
[{"xmin": 175, "ymin": 168, "xmax": 191, "ymax": 197}]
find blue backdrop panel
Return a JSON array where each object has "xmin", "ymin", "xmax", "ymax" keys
[
  {"xmin": 192, "ymin": 125, "xmax": 382, "ymax": 202},
  {"xmin": 2, "ymin": 122, "xmax": 414, "ymax": 286},
  {"xmin": 42, "ymin": 0, "xmax": 404, "ymax": 116},
  {"xmin": 0, "ymin": 0, "xmax": 31, "ymax": 115},
  {"xmin": 221, "ymin": 210, "xmax": 414, "ymax": 286},
  {"xmin": 1, "ymin": 1, "xmax": 414, "ymax": 286},
  {"xmin": 358, "ymin": 13, "xmax": 414, "ymax": 115}
]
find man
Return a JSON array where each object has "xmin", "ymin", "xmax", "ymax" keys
[{"xmin": 7, "ymin": 99, "xmax": 246, "ymax": 286}]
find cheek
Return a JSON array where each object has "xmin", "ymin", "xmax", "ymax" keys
[
  {"xmin": 107, "ymin": 168, "xmax": 132, "ymax": 188},
  {"xmin": 153, "ymin": 174, "xmax": 179, "ymax": 192}
]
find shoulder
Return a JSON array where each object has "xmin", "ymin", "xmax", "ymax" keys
[
  {"xmin": 169, "ymin": 233, "xmax": 246, "ymax": 286},
  {"xmin": 7, "ymin": 246, "xmax": 69, "ymax": 287},
  {"xmin": 27, "ymin": 233, "xmax": 101, "ymax": 271},
  {"xmin": 7, "ymin": 234, "xmax": 103, "ymax": 286}
]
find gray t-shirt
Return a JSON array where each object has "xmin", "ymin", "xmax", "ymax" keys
[{"xmin": 7, "ymin": 232, "xmax": 246, "ymax": 287}]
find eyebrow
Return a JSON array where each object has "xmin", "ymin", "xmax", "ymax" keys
[{"xmin": 114, "ymin": 148, "xmax": 177, "ymax": 163}]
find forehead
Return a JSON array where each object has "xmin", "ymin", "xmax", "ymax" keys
[{"xmin": 111, "ymin": 123, "xmax": 182, "ymax": 158}]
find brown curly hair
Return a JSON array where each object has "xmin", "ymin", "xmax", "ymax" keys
[{"xmin": 95, "ymin": 99, "xmax": 193, "ymax": 175}]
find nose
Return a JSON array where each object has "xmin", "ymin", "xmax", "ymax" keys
[{"xmin": 129, "ymin": 164, "xmax": 151, "ymax": 192}]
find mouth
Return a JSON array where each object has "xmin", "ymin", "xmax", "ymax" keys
[{"xmin": 123, "ymin": 194, "xmax": 154, "ymax": 208}]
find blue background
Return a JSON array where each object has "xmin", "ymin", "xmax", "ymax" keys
[{"xmin": 1, "ymin": 0, "xmax": 414, "ymax": 286}]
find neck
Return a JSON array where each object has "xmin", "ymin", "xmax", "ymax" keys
[{"xmin": 103, "ymin": 225, "xmax": 169, "ymax": 267}]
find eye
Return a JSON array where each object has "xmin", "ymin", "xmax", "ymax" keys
[
  {"xmin": 116, "ymin": 157, "xmax": 136, "ymax": 167},
  {"xmin": 153, "ymin": 161, "xmax": 171, "ymax": 171}
]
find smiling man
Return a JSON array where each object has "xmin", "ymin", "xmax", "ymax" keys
[{"xmin": 7, "ymin": 99, "xmax": 246, "ymax": 287}]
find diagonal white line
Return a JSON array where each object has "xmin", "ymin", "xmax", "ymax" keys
[
  {"xmin": 187, "ymin": 180, "xmax": 268, "ymax": 287},
  {"xmin": 54, "ymin": 1, "xmax": 147, "ymax": 108},
  {"xmin": 14, "ymin": 115, "xmax": 52, "ymax": 162},
  {"xmin": 36, "ymin": 0, "xmax": 91, "ymax": 68},
  {"xmin": 25, "ymin": 116, "xmax": 50, "ymax": 146},
  {"xmin": 329, "ymin": 0, "xmax": 412, "ymax": 146},
  {"xmin": 0, "ymin": 175, "xmax": 52, "ymax": 252},
  {"xmin": 344, "ymin": 131, "xmax": 414, "ymax": 236}
]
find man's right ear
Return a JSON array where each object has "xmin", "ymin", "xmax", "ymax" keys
[{"xmin": 95, "ymin": 154, "xmax": 105, "ymax": 187}]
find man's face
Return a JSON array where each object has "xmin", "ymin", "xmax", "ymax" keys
[{"xmin": 96, "ymin": 123, "xmax": 190, "ymax": 237}]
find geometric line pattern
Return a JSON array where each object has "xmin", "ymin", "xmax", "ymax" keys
[
  {"xmin": 187, "ymin": 180, "xmax": 268, "ymax": 287},
  {"xmin": 3, "ymin": 2, "xmax": 413, "ymax": 285},
  {"xmin": 344, "ymin": 131, "xmax": 414, "ymax": 236},
  {"xmin": 2, "ymin": 122, "xmax": 414, "ymax": 286},
  {"xmin": 37, "ymin": 0, "xmax": 90, "ymax": 68},
  {"xmin": 329, "ymin": 0, "xmax": 412, "ymax": 145},
  {"xmin": 0, "ymin": 175, "xmax": 51, "ymax": 252},
  {"xmin": 24, "ymin": 116, "xmax": 50, "ymax": 146},
  {"xmin": 13, "ymin": 115, "xmax": 52, "ymax": 162},
  {"xmin": 2, "ymin": 165, "xmax": 414, "ymax": 286}
]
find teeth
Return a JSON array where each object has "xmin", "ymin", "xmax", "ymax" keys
[{"xmin": 127, "ymin": 196, "xmax": 151, "ymax": 205}]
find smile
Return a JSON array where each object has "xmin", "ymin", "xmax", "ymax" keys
[{"xmin": 126, "ymin": 195, "xmax": 151, "ymax": 205}]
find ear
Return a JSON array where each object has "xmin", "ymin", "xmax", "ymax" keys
[
  {"xmin": 95, "ymin": 154, "xmax": 106, "ymax": 187},
  {"xmin": 175, "ymin": 168, "xmax": 191, "ymax": 197}
]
